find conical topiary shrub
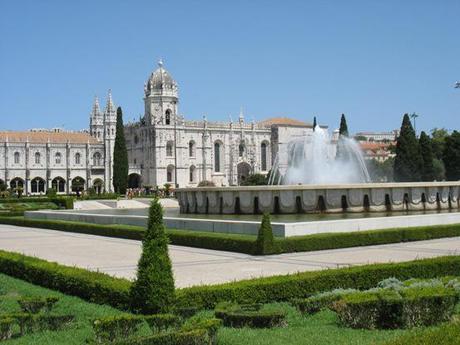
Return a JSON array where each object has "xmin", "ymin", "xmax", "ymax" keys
[
  {"xmin": 130, "ymin": 198, "xmax": 175, "ymax": 314},
  {"xmin": 254, "ymin": 213, "xmax": 275, "ymax": 255}
]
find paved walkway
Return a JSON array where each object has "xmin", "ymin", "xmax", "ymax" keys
[{"xmin": 0, "ymin": 224, "xmax": 459, "ymax": 288}]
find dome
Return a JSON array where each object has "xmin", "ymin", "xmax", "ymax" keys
[{"xmin": 145, "ymin": 60, "xmax": 177, "ymax": 93}]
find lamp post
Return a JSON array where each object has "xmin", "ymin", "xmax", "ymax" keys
[{"xmin": 410, "ymin": 113, "xmax": 419, "ymax": 135}]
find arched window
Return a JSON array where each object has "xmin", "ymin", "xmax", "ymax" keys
[
  {"xmin": 239, "ymin": 142, "xmax": 245, "ymax": 157},
  {"xmin": 75, "ymin": 153, "xmax": 81, "ymax": 165},
  {"xmin": 111, "ymin": 128, "xmax": 115, "ymax": 135},
  {"xmin": 31, "ymin": 177, "xmax": 45, "ymax": 194},
  {"xmin": 189, "ymin": 165, "xmax": 196, "ymax": 183},
  {"xmin": 167, "ymin": 165, "xmax": 175, "ymax": 183},
  {"xmin": 189, "ymin": 140, "xmax": 196, "ymax": 157},
  {"xmin": 214, "ymin": 142, "xmax": 222, "ymax": 172},
  {"xmin": 52, "ymin": 177, "xmax": 66, "ymax": 193},
  {"xmin": 93, "ymin": 152, "xmax": 101, "ymax": 165},
  {"xmin": 261, "ymin": 142, "xmax": 268, "ymax": 171},
  {"xmin": 165, "ymin": 109, "xmax": 171, "ymax": 125},
  {"xmin": 55, "ymin": 152, "xmax": 62, "ymax": 164},
  {"xmin": 10, "ymin": 177, "xmax": 24, "ymax": 190},
  {"xmin": 34, "ymin": 152, "xmax": 41, "ymax": 164},
  {"xmin": 14, "ymin": 152, "xmax": 20, "ymax": 164},
  {"xmin": 166, "ymin": 141, "xmax": 174, "ymax": 157}
]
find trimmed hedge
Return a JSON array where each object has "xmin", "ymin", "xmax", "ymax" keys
[
  {"xmin": 175, "ymin": 255, "xmax": 460, "ymax": 309},
  {"xmin": 1, "ymin": 248, "xmax": 460, "ymax": 312},
  {"xmin": 0, "ymin": 249, "xmax": 131, "ymax": 310},
  {"xmin": 214, "ymin": 302, "xmax": 287, "ymax": 328},
  {"xmin": 2, "ymin": 216, "xmax": 460, "ymax": 255}
]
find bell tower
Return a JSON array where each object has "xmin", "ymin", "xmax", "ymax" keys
[{"xmin": 143, "ymin": 60, "xmax": 179, "ymax": 126}]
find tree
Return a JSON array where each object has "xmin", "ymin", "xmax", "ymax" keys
[
  {"xmin": 432, "ymin": 158, "xmax": 446, "ymax": 181},
  {"xmin": 313, "ymin": 116, "xmax": 317, "ymax": 130},
  {"xmin": 339, "ymin": 114, "xmax": 349, "ymax": 137},
  {"xmin": 254, "ymin": 213, "xmax": 275, "ymax": 255},
  {"xmin": 113, "ymin": 107, "xmax": 129, "ymax": 195},
  {"xmin": 443, "ymin": 131, "xmax": 460, "ymax": 181},
  {"xmin": 336, "ymin": 114, "xmax": 350, "ymax": 160},
  {"xmin": 367, "ymin": 157, "xmax": 394, "ymax": 182},
  {"xmin": 430, "ymin": 128, "xmax": 449, "ymax": 160},
  {"xmin": 393, "ymin": 114, "xmax": 423, "ymax": 182},
  {"xmin": 419, "ymin": 131, "xmax": 435, "ymax": 181},
  {"xmin": 130, "ymin": 198, "xmax": 175, "ymax": 314},
  {"xmin": 240, "ymin": 174, "xmax": 268, "ymax": 186}
]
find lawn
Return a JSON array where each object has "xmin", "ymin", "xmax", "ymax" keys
[{"xmin": 0, "ymin": 273, "xmax": 128, "ymax": 344}]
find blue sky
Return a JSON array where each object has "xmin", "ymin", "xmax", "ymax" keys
[{"xmin": 1, "ymin": 0, "xmax": 459, "ymax": 133}]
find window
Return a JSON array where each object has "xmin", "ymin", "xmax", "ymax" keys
[
  {"xmin": 14, "ymin": 152, "xmax": 20, "ymax": 164},
  {"xmin": 189, "ymin": 165, "xmax": 196, "ymax": 183},
  {"xmin": 239, "ymin": 142, "xmax": 245, "ymax": 157},
  {"xmin": 261, "ymin": 142, "xmax": 268, "ymax": 171},
  {"xmin": 31, "ymin": 177, "xmax": 45, "ymax": 193},
  {"xmin": 55, "ymin": 152, "xmax": 62, "ymax": 164},
  {"xmin": 134, "ymin": 135, "xmax": 139, "ymax": 144},
  {"xmin": 165, "ymin": 109, "xmax": 171, "ymax": 125},
  {"xmin": 166, "ymin": 141, "xmax": 174, "ymax": 157},
  {"xmin": 93, "ymin": 152, "xmax": 101, "ymax": 166},
  {"xmin": 75, "ymin": 153, "xmax": 81, "ymax": 165},
  {"xmin": 52, "ymin": 177, "xmax": 66, "ymax": 193},
  {"xmin": 189, "ymin": 141, "xmax": 195, "ymax": 157},
  {"xmin": 34, "ymin": 152, "xmax": 41, "ymax": 164},
  {"xmin": 214, "ymin": 142, "xmax": 221, "ymax": 172},
  {"xmin": 111, "ymin": 128, "xmax": 115, "ymax": 135},
  {"xmin": 167, "ymin": 165, "xmax": 174, "ymax": 183}
]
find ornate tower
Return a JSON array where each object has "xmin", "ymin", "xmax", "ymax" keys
[
  {"xmin": 89, "ymin": 96, "xmax": 103, "ymax": 141},
  {"xmin": 143, "ymin": 59, "xmax": 179, "ymax": 125},
  {"xmin": 103, "ymin": 89, "xmax": 117, "ymax": 192}
]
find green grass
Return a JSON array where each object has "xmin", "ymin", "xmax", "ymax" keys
[{"xmin": 0, "ymin": 273, "xmax": 130, "ymax": 344}]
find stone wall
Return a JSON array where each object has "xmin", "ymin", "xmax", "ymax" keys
[{"xmin": 176, "ymin": 182, "xmax": 460, "ymax": 214}]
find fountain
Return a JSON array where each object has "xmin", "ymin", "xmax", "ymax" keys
[{"xmin": 269, "ymin": 126, "xmax": 371, "ymax": 185}]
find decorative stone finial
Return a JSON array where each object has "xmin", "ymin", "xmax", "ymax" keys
[{"xmin": 158, "ymin": 58, "xmax": 164, "ymax": 67}]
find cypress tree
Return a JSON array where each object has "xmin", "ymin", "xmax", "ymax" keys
[
  {"xmin": 339, "ymin": 114, "xmax": 349, "ymax": 137},
  {"xmin": 313, "ymin": 116, "xmax": 317, "ymax": 130},
  {"xmin": 113, "ymin": 107, "xmax": 129, "ymax": 194},
  {"xmin": 394, "ymin": 114, "xmax": 423, "ymax": 182},
  {"xmin": 443, "ymin": 131, "xmax": 460, "ymax": 181},
  {"xmin": 419, "ymin": 131, "xmax": 435, "ymax": 181},
  {"xmin": 336, "ymin": 114, "xmax": 350, "ymax": 160},
  {"xmin": 254, "ymin": 213, "xmax": 275, "ymax": 255},
  {"xmin": 130, "ymin": 198, "xmax": 175, "ymax": 314}
]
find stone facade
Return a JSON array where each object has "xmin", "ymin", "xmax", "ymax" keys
[
  {"xmin": 0, "ymin": 92, "xmax": 116, "ymax": 195},
  {"xmin": 125, "ymin": 61, "xmax": 316, "ymax": 188}
]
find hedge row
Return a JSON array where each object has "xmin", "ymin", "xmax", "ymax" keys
[
  {"xmin": 1, "ymin": 216, "xmax": 460, "ymax": 256},
  {"xmin": 0, "ymin": 197, "xmax": 73, "ymax": 209},
  {"xmin": 0, "ymin": 217, "xmax": 256, "ymax": 254},
  {"xmin": 0, "ymin": 248, "xmax": 459, "ymax": 311},
  {"xmin": 175, "ymin": 255, "xmax": 460, "ymax": 309},
  {"xmin": 0, "ymin": 249, "xmax": 131, "ymax": 310}
]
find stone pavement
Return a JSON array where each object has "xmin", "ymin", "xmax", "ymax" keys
[{"xmin": 0, "ymin": 224, "xmax": 459, "ymax": 288}]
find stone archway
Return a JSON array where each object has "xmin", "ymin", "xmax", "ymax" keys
[
  {"xmin": 93, "ymin": 178, "xmax": 104, "ymax": 194},
  {"xmin": 128, "ymin": 173, "xmax": 142, "ymax": 189},
  {"xmin": 237, "ymin": 162, "xmax": 251, "ymax": 185}
]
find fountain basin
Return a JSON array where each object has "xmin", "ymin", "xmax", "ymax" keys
[{"xmin": 175, "ymin": 182, "xmax": 460, "ymax": 215}]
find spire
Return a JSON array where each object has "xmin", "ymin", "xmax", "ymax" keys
[
  {"xmin": 91, "ymin": 95, "xmax": 101, "ymax": 117},
  {"xmin": 239, "ymin": 107, "xmax": 244, "ymax": 124},
  {"xmin": 105, "ymin": 89, "xmax": 114, "ymax": 114}
]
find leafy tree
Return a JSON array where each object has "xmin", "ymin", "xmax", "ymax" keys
[
  {"xmin": 393, "ymin": 114, "xmax": 423, "ymax": 182},
  {"xmin": 419, "ymin": 131, "xmax": 435, "ymax": 181},
  {"xmin": 354, "ymin": 135, "xmax": 367, "ymax": 141},
  {"xmin": 0, "ymin": 181, "xmax": 6, "ymax": 192},
  {"xmin": 339, "ymin": 114, "xmax": 349, "ymax": 137},
  {"xmin": 443, "ymin": 131, "xmax": 460, "ymax": 181},
  {"xmin": 433, "ymin": 158, "xmax": 446, "ymax": 181},
  {"xmin": 367, "ymin": 158, "xmax": 394, "ymax": 182},
  {"xmin": 254, "ymin": 213, "xmax": 275, "ymax": 255},
  {"xmin": 130, "ymin": 198, "xmax": 175, "ymax": 314},
  {"xmin": 241, "ymin": 174, "xmax": 268, "ymax": 186},
  {"xmin": 113, "ymin": 107, "xmax": 129, "ymax": 195},
  {"xmin": 430, "ymin": 128, "xmax": 449, "ymax": 160}
]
